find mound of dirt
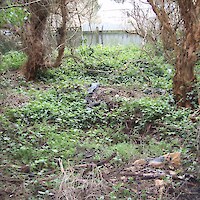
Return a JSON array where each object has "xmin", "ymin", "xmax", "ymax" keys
[{"xmin": 86, "ymin": 85, "xmax": 146, "ymax": 110}]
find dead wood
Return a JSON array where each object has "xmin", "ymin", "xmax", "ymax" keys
[
  {"xmin": 119, "ymin": 172, "xmax": 166, "ymax": 180},
  {"xmin": 82, "ymin": 153, "xmax": 117, "ymax": 175},
  {"xmin": 96, "ymin": 153, "xmax": 117, "ymax": 166},
  {"xmin": 0, "ymin": 176, "xmax": 23, "ymax": 183}
]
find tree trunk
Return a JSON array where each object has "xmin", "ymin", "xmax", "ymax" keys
[
  {"xmin": 22, "ymin": 1, "xmax": 50, "ymax": 81},
  {"xmin": 173, "ymin": 51, "xmax": 197, "ymax": 108},
  {"xmin": 53, "ymin": 0, "xmax": 68, "ymax": 68},
  {"xmin": 147, "ymin": 0, "xmax": 200, "ymax": 108},
  {"xmin": 173, "ymin": 9, "xmax": 199, "ymax": 108},
  {"xmin": 173, "ymin": 0, "xmax": 200, "ymax": 108}
]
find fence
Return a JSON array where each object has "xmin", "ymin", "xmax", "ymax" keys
[{"xmin": 82, "ymin": 29, "xmax": 142, "ymax": 46}]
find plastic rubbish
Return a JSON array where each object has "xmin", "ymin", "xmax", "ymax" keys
[
  {"xmin": 87, "ymin": 83, "xmax": 99, "ymax": 94},
  {"xmin": 133, "ymin": 152, "xmax": 181, "ymax": 169}
]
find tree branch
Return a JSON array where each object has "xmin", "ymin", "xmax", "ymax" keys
[{"xmin": 0, "ymin": 0, "xmax": 42, "ymax": 10}]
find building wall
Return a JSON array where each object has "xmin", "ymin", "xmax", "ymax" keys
[{"xmin": 82, "ymin": 31, "xmax": 142, "ymax": 46}]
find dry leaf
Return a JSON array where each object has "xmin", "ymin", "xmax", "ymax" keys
[
  {"xmin": 133, "ymin": 159, "xmax": 147, "ymax": 166},
  {"xmin": 164, "ymin": 152, "xmax": 181, "ymax": 168}
]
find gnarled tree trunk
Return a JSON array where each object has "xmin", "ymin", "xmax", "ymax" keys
[
  {"xmin": 173, "ymin": 48, "xmax": 198, "ymax": 108},
  {"xmin": 173, "ymin": 0, "xmax": 200, "ymax": 108},
  {"xmin": 147, "ymin": 0, "xmax": 200, "ymax": 108},
  {"xmin": 22, "ymin": 1, "xmax": 50, "ymax": 81},
  {"xmin": 173, "ymin": 58, "xmax": 197, "ymax": 108}
]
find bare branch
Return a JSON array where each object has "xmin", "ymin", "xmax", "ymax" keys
[{"xmin": 0, "ymin": 0, "xmax": 42, "ymax": 9}]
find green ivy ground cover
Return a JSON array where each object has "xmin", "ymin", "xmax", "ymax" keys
[{"xmin": 0, "ymin": 45, "xmax": 199, "ymax": 199}]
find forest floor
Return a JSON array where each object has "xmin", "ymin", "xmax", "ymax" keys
[{"xmin": 0, "ymin": 46, "xmax": 200, "ymax": 199}]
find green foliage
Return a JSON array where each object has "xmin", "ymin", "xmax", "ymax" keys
[
  {"xmin": 1, "ymin": 45, "xmax": 199, "ymax": 198},
  {"xmin": 195, "ymin": 60, "xmax": 200, "ymax": 101},
  {"xmin": 0, "ymin": 51, "xmax": 26, "ymax": 72},
  {"xmin": 41, "ymin": 45, "xmax": 173, "ymax": 89},
  {"xmin": 0, "ymin": 1, "xmax": 28, "ymax": 27},
  {"xmin": 108, "ymin": 143, "xmax": 140, "ymax": 161}
]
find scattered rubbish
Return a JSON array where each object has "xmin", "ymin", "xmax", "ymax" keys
[
  {"xmin": 87, "ymin": 83, "xmax": 99, "ymax": 94},
  {"xmin": 163, "ymin": 152, "xmax": 181, "ymax": 168},
  {"xmin": 86, "ymin": 83, "xmax": 101, "ymax": 109},
  {"xmin": 133, "ymin": 152, "xmax": 181, "ymax": 169},
  {"xmin": 55, "ymin": 152, "xmax": 199, "ymax": 200},
  {"xmin": 148, "ymin": 156, "xmax": 166, "ymax": 168}
]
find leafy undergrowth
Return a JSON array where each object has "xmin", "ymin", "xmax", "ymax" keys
[{"xmin": 0, "ymin": 45, "xmax": 199, "ymax": 199}]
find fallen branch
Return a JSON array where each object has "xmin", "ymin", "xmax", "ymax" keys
[
  {"xmin": 74, "ymin": 163, "xmax": 97, "ymax": 169},
  {"xmin": 38, "ymin": 174, "xmax": 59, "ymax": 183},
  {"xmin": 119, "ymin": 172, "xmax": 166, "ymax": 180},
  {"xmin": 0, "ymin": 176, "xmax": 23, "ymax": 183},
  {"xmin": 0, "ymin": 189, "xmax": 11, "ymax": 195},
  {"xmin": 96, "ymin": 153, "xmax": 117, "ymax": 166},
  {"xmin": 83, "ymin": 153, "xmax": 117, "ymax": 175}
]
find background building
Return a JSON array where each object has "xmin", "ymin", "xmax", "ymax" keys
[{"xmin": 81, "ymin": 0, "xmax": 143, "ymax": 46}]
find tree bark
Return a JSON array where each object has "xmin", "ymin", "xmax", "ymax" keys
[
  {"xmin": 173, "ymin": 0, "xmax": 200, "ymax": 108},
  {"xmin": 22, "ymin": 1, "xmax": 50, "ymax": 81},
  {"xmin": 53, "ymin": 0, "xmax": 68, "ymax": 68},
  {"xmin": 147, "ymin": 0, "xmax": 200, "ymax": 108},
  {"xmin": 173, "ymin": 46, "xmax": 198, "ymax": 108}
]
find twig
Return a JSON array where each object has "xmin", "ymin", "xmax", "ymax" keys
[
  {"xmin": 74, "ymin": 163, "xmax": 97, "ymax": 169},
  {"xmin": 138, "ymin": 68, "xmax": 152, "ymax": 84},
  {"xmin": 38, "ymin": 174, "xmax": 59, "ymax": 183},
  {"xmin": 96, "ymin": 153, "xmax": 117, "ymax": 166},
  {"xmin": 0, "ymin": 0, "xmax": 42, "ymax": 10}
]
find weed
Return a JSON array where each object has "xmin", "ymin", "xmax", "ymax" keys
[
  {"xmin": 0, "ymin": 51, "xmax": 26, "ymax": 72},
  {"xmin": 1, "ymin": 45, "xmax": 199, "ymax": 199}
]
